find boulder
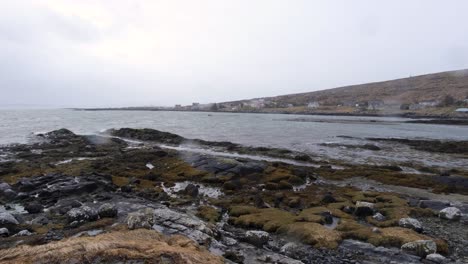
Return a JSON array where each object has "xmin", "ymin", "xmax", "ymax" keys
[
  {"xmin": 0, "ymin": 182, "xmax": 11, "ymax": 192},
  {"xmin": 25, "ymin": 202, "xmax": 44, "ymax": 214},
  {"xmin": 14, "ymin": 230, "xmax": 33, "ymax": 237},
  {"xmin": 425, "ymin": 253, "xmax": 447, "ymax": 263},
  {"xmin": 398, "ymin": 218, "xmax": 423, "ymax": 232},
  {"xmin": 245, "ymin": 230, "xmax": 270, "ymax": 247},
  {"xmin": 126, "ymin": 208, "xmax": 154, "ymax": 229},
  {"xmin": 401, "ymin": 240, "xmax": 437, "ymax": 257},
  {"xmin": 66, "ymin": 206, "xmax": 98, "ymax": 223},
  {"xmin": 0, "ymin": 227, "xmax": 9, "ymax": 237},
  {"xmin": 183, "ymin": 184, "xmax": 199, "ymax": 197},
  {"xmin": 321, "ymin": 193, "xmax": 336, "ymax": 204},
  {"xmin": 98, "ymin": 203, "xmax": 118, "ymax": 218},
  {"xmin": 0, "ymin": 212, "xmax": 19, "ymax": 226},
  {"xmin": 439, "ymin": 207, "xmax": 462, "ymax": 220},
  {"xmin": 355, "ymin": 201, "xmax": 375, "ymax": 216},
  {"xmin": 2, "ymin": 189, "xmax": 17, "ymax": 200},
  {"xmin": 372, "ymin": 213, "xmax": 386, "ymax": 222}
]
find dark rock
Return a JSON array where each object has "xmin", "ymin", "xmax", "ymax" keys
[
  {"xmin": 321, "ymin": 211, "xmax": 334, "ymax": 225},
  {"xmin": 98, "ymin": 203, "xmax": 118, "ymax": 218},
  {"xmin": 121, "ymin": 185, "xmax": 133, "ymax": 193},
  {"xmin": 321, "ymin": 192, "xmax": 337, "ymax": 204},
  {"xmin": 183, "ymin": 184, "xmax": 199, "ymax": 197},
  {"xmin": 223, "ymin": 251, "xmax": 244, "ymax": 263},
  {"xmin": 355, "ymin": 201, "xmax": 375, "ymax": 217},
  {"xmin": 25, "ymin": 202, "xmax": 43, "ymax": 214},
  {"xmin": 0, "ymin": 227, "xmax": 9, "ymax": 237},
  {"xmin": 66, "ymin": 206, "xmax": 98, "ymax": 223},
  {"xmin": 0, "ymin": 212, "xmax": 19, "ymax": 226},
  {"xmin": 418, "ymin": 200, "xmax": 450, "ymax": 211},
  {"xmin": 244, "ymin": 230, "xmax": 270, "ymax": 247}
]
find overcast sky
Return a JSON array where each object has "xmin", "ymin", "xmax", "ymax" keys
[{"xmin": 1, "ymin": 0, "xmax": 468, "ymax": 108}]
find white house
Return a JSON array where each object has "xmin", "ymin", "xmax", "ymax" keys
[{"xmin": 307, "ymin": 101, "xmax": 320, "ymax": 108}]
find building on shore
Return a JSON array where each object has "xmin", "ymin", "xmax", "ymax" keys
[{"xmin": 307, "ymin": 101, "xmax": 320, "ymax": 109}]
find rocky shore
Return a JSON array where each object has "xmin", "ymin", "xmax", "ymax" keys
[{"xmin": 0, "ymin": 128, "xmax": 467, "ymax": 263}]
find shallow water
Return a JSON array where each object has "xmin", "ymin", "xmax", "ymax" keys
[{"xmin": 0, "ymin": 109, "xmax": 467, "ymax": 168}]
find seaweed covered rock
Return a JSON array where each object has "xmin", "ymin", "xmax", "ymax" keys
[
  {"xmin": 66, "ymin": 206, "xmax": 98, "ymax": 223},
  {"xmin": 401, "ymin": 240, "xmax": 437, "ymax": 257},
  {"xmin": 98, "ymin": 203, "xmax": 118, "ymax": 218},
  {"xmin": 126, "ymin": 208, "xmax": 155, "ymax": 229}
]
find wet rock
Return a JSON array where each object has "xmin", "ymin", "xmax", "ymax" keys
[
  {"xmin": 439, "ymin": 207, "xmax": 462, "ymax": 221},
  {"xmin": 126, "ymin": 208, "xmax": 154, "ymax": 229},
  {"xmin": 401, "ymin": 240, "xmax": 437, "ymax": 257},
  {"xmin": 399, "ymin": 217, "xmax": 423, "ymax": 232},
  {"xmin": 419, "ymin": 200, "xmax": 451, "ymax": 211},
  {"xmin": 425, "ymin": 253, "xmax": 447, "ymax": 263},
  {"xmin": 98, "ymin": 203, "xmax": 118, "ymax": 218},
  {"xmin": 342, "ymin": 205, "xmax": 355, "ymax": 214},
  {"xmin": 42, "ymin": 230, "xmax": 64, "ymax": 243},
  {"xmin": 244, "ymin": 230, "xmax": 270, "ymax": 247},
  {"xmin": 152, "ymin": 207, "xmax": 214, "ymax": 244},
  {"xmin": 321, "ymin": 211, "xmax": 334, "ymax": 225},
  {"xmin": 121, "ymin": 185, "xmax": 133, "ymax": 193},
  {"xmin": 66, "ymin": 206, "xmax": 98, "ymax": 223},
  {"xmin": 223, "ymin": 251, "xmax": 244, "ymax": 263},
  {"xmin": 321, "ymin": 192, "xmax": 337, "ymax": 204},
  {"xmin": 25, "ymin": 202, "xmax": 43, "ymax": 214},
  {"xmin": 0, "ymin": 227, "xmax": 9, "ymax": 237},
  {"xmin": 372, "ymin": 213, "xmax": 386, "ymax": 222},
  {"xmin": 0, "ymin": 182, "xmax": 11, "ymax": 192},
  {"xmin": 14, "ymin": 230, "xmax": 33, "ymax": 237},
  {"xmin": 31, "ymin": 216, "xmax": 49, "ymax": 225},
  {"xmin": 0, "ymin": 212, "xmax": 19, "ymax": 226},
  {"xmin": 183, "ymin": 183, "xmax": 199, "ymax": 197},
  {"xmin": 355, "ymin": 201, "xmax": 375, "ymax": 216},
  {"xmin": 2, "ymin": 189, "xmax": 17, "ymax": 200}
]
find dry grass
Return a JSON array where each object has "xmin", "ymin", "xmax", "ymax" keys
[{"xmin": 0, "ymin": 229, "xmax": 223, "ymax": 264}]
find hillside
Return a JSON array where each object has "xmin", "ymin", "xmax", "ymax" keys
[{"xmin": 216, "ymin": 69, "xmax": 468, "ymax": 117}]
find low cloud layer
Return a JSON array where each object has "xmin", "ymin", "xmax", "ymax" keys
[{"xmin": 1, "ymin": 0, "xmax": 468, "ymax": 108}]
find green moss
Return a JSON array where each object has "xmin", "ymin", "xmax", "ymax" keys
[
  {"xmin": 197, "ymin": 206, "xmax": 221, "ymax": 223},
  {"xmin": 278, "ymin": 222, "xmax": 342, "ymax": 249},
  {"xmin": 232, "ymin": 208, "xmax": 296, "ymax": 232}
]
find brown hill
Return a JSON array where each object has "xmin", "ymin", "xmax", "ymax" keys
[{"xmin": 217, "ymin": 69, "xmax": 468, "ymax": 117}]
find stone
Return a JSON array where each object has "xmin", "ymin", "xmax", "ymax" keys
[
  {"xmin": 401, "ymin": 240, "xmax": 437, "ymax": 257},
  {"xmin": 25, "ymin": 202, "xmax": 44, "ymax": 214},
  {"xmin": 66, "ymin": 206, "xmax": 98, "ymax": 223},
  {"xmin": 126, "ymin": 208, "xmax": 154, "ymax": 229},
  {"xmin": 31, "ymin": 216, "xmax": 49, "ymax": 225},
  {"xmin": 183, "ymin": 183, "xmax": 199, "ymax": 197},
  {"xmin": 0, "ymin": 182, "xmax": 11, "ymax": 192},
  {"xmin": 245, "ymin": 230, "xmax": 270, "ymax": 247},
  {"xmin": 372, "ymin": 213, "xmax": 386, "ymax": 222},
  {"xmin": 355, "ymin": 201, "xmax": 375, "ymax": 216},
  {"xmin": 0, "ymin": 212, "xmax": 19, "ymax": 226},
  {"xmin": 439, "ymin": 207, "xmax": 462, "ymax": 220},
  {"xmin": 0, "ymin": 227, "xmax": 9, "ymax": 237},
  {"xmin": 425, "ymin": 253, "xmax": 447, "ymax": 263},
  {"xmin": 398, "ymin": 218, "xmax": 423, "ymax": 232},
  {"xmin": 223, "ymin": 251, "xmax": 245, "ymax": 263},
  {"xmin": 321, "ymin": 193, "xmax": 337, "ymax": 204},
  {"xmin": 2, "ymin": 189, "xmax": 17, "ymax": 200},
  {"xmin": 98, "ymin": 203, "xmax": 118, "ymax": 218},
  {"xmin": 14, "ymin": 230, "xmax": 33, "ymax": 237}
]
